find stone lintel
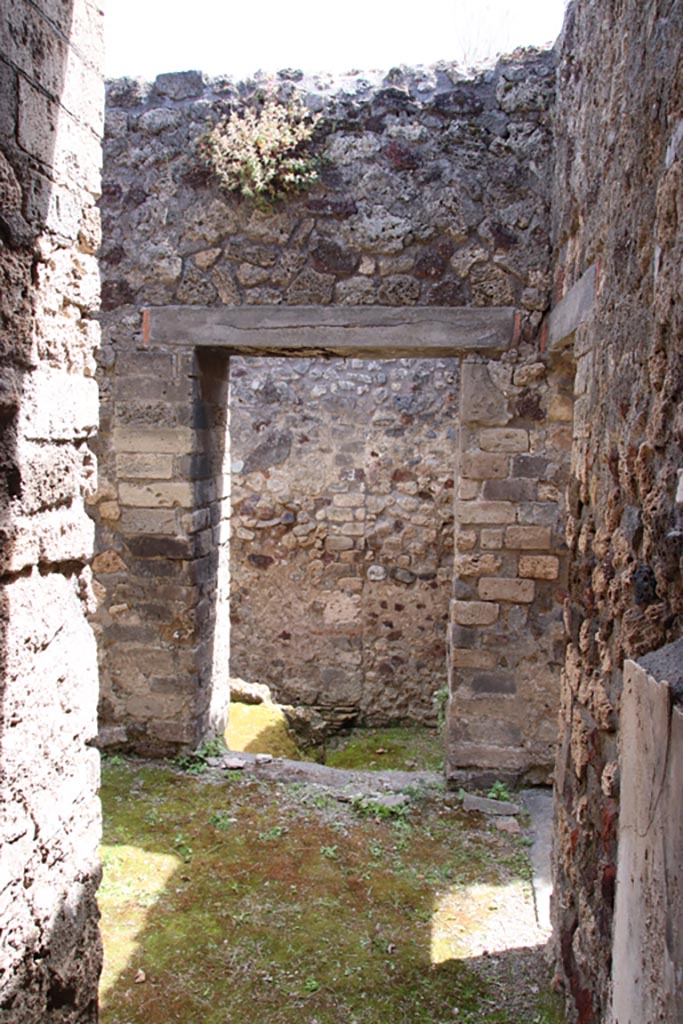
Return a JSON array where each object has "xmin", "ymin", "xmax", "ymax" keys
[
  {"xmin": 144, "ymin": 305, "xmax": 516, "ymax": 357},
  {"xmin": 546, "ymin": 264, "xmax": 597, "ymax": 352}
]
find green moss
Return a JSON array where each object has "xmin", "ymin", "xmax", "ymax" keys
[
  {"xmin": 99, "ymin": 759, "xmax": 564, "ymax": 1024},
  {"xmin": 326, "ymin": 725, "xmax": 445, "ymax": 771}
]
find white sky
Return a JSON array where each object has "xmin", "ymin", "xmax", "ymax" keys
[{"xmin": 103, "ymin": 0, "xmax": 568, "ymax": 81}]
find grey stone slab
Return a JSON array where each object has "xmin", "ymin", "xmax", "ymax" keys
[
  {"xmin": 664, "ymin": 705, "xmax": 683, "ymax": 1023},
  {"xmin": 520, "ymin": 787, "xmax": 553, "ymax": 931},
  {"xmin": 462, "ymin": 793, "xmax": 522, "ymax": 816},
  {"xmin": 145, "ymin": 305, "xmax": 517, "ymax": 357},
  {"xmin": 546, "ymin": 263, "xmax": 596, "ymax": 351},
  {"xmin": 611, "ymin": 657, "xmax": 683, "ymax": 1024}
]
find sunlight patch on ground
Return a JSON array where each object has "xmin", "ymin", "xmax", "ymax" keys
[
  {"xmin": 431, "ymin": 880, "xmax": 544, "ymax": 964},
  {"xmin": 225, "ymin": 701, "xmax": 302, "ymax": 758},
  {"xmin": 98, "ymin": 845, "xmax": 180, "ymax": 1005}
]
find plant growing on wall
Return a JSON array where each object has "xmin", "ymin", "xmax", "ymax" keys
[{"xmin": 198, "ymin": 89, "xmax": 321, "ymax": 208}]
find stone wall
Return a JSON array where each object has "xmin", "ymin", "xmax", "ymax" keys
[
  {"xmin": 93, "ymin": 47, "xmax": 570, "ymax": 779},
  {"xmin": 448, "ymin": 350, "xmax": 572, "ymax": 783},
  {"xmin": 99, "ymin": 53, "xmax": 554, "ymax": 318},
  {"xmin": 230, "ymin": 355, "xmax": 457, "ymax": 728},
  {"xmin": 550, "ymin": 1, "xmax": 683, "ymax": 1020},
  {"xmin": 0, "ymin": 0, "xmax": 104, "ymax": 1020}
]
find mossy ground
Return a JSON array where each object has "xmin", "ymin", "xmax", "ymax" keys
[
  {"xmin": 223, "ymin": 704, "xmax": 445, "ymax": 771},
  {"xmin": 99, "ymin": 751, "xmax": 564, "ymax": 1024},
  {"xmin": 326, "ymin": 725, "xmax": 445, "ymax": 772}
]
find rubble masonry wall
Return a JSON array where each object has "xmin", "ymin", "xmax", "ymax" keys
[{"xmin": 550, "ymin": 1, "xmax": 683, "ymax": 1020}]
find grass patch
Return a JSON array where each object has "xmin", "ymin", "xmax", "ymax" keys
[
  {"xmin": 99, "ymin": 758, "xmax": 563, "ymax": 1024},
  {"xmin": 326, "ymin": 725, "xmax": 444, "ymax": 771}
]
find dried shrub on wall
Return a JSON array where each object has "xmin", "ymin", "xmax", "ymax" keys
[{"xmin": 198, "ymin": 90, "xmax": 320, "ymax": 208}]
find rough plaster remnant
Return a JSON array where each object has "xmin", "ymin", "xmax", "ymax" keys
[{"xmin": 0, "ymin": 0, "xmax": 104, "ymax": 1019}]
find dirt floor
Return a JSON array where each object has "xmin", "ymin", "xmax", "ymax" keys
[{"xmin": 98, "ymin": 730, "xmax": 564, "ymax": 1024}]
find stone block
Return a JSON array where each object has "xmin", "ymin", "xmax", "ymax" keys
[
  {"xmin": 504, "ymin": 525, "xmax": 552, "ymax": 549},
  {"xmin": 4, "ymin": 505, "xmax": 95, "ymax": 573},
  {"xmin": 514, "ymin": 455, "xmax": 551, "ymax": 479},
  {"xmin": 473, "ymin": 671, "xmax": 516, "ymax": 696},
  {"xmin": 18, "ymin": 370, "xmax": 98, "ymax": 440},
  {"xmin": 116, "ymin": 453, "xmax": 174, "ymax": 479},
  {"xmin": 611, "ymin": 652, "xmax": 683, "ymax": 1024},
  {"xmin": 457, "ymin": 501, "xmax": 516, "ymax": 524},
  {"xmin": 92, "ymin": 549, "xmax": 126, "ymax": 574},
  {"xmin": 115, "ymin": 352, "xmax": 174, "ymax": 377},
  {"xmin": 148, "ymin": 720, "xmax": 198, "ymax": 745},
  {"xmin": 458, "ymin": 479, "xmax": 479, "ymax": 500},
  {"xmin": 99, "ymin": 500, "xmax": 121, "ymax": 521},
  {"xmin": 479, "ymin": 428, "xmax": 529, "ymax": 452},
  {"xmin": 341, "ymin": 522, "xmax": 366, "ymax": 537},
  {"xmin": 114, "ymin": 399, "xmax": 186, "ymax": 429},
  {"xmin": 18, "ymin": 76, "xmax": 101, "ymax": 192},
  {"xmin": 287, "ymin": 267, "xmax": 335, "ymax": 304},
  {"xmin": 119, "ymin": 508, "xmax": 180, "ymax": 535},
  {"xmin": 4, "ymin": 5, "xmax": 102, "ymax": 127},
  {"xmin": 460, "ymin": 361, "xmax": 511, "ymax": 426},
  {"xmin": 516, "ymin": 503, "xmax": 559, "ymax": 526},
  {"xmin": 114, "ymin": 374, "xmax": 193, "ymax": 402},
  {"xmin": 333, "ymin": 492, "xmax": 365, "ymax": 508},
  {"xmin": 446, "ymin": 740, "xmax": 529, "ymax": 773},
  {"xmin": 154, "ymin": 70, "xmax": 204, "ymax": 99},
  {"xmin": 462, "ymin": 793, "xmax": 521, "ymax": 814},
  {"xmin": 518, "ymin": 554, "xmax": 560, "ymax": 579},
  {"xmin": 548, "ymin": 393, "xmax": 574, "ymax": 421},
  {"xmin": 325, "ymin": 507, "xmax": 356, "ymax": 524},
  {"xmin": 451, "ymin": 648, "xmax": 498, "ymax": 669},
  {"xmin": 455, "ymin": 553, "xmax": 503, "ymax": 577},
  {"xmin": 119, "ymin": 482, "xmax": 194, "ymax": 509},
  {"xmin": 483, "ymin": 478, "xmax": 537, "ymax": 501},
  {"xmin": 452, "ymin": 599, "xmax": 500, "ymax": 626},
  {"xmin": 0, "ymin": 59, "xmax": 18, "ymax": 143},
  {"xmin": 456, "ymin": 529, "xmax": 478, "ymax": 551},
  {"xmin": 478, "ymin": 577, "xmax": 535, "ymax": 603},
  {"xmin": 112, "ymin": 426, "xmax": 194, "ymax": 454},
  {"xmin": 481, "ymin": 529, "xmax": 504, "ymax": 549},
  {"xmin": 460, "ymin": 451, "xmax": 509, "ymax": 480},
  {"xmin": 125, "ymin": 534, "xmax": 193, "ymax": 559},
  {"xmin": 325, "ymin": 536, "xmax": 355, "ymax": 552}
]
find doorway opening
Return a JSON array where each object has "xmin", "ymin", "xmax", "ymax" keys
[{"xmin": 222, "ymin": 353, "xmax": 458, "ymax": 751}]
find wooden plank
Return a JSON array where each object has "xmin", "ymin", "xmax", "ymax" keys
[{"xmin": 144, "ymin": 305, "xmax": 516, "ymax": 356}]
